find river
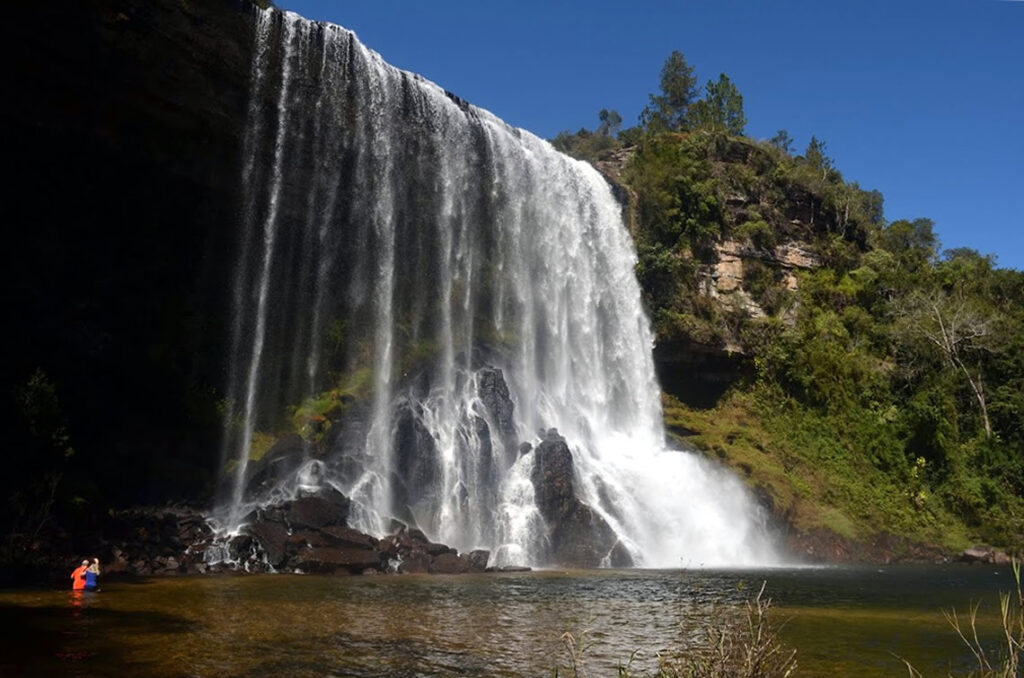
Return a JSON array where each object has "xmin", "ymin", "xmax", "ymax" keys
[{"xmin": 0, "ymin": 564, "xmax": 1013, "ymax": 676}]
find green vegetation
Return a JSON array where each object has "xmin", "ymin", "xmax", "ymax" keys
[{"xmin": 555, "ymin": 51, "xmax": 1024, "ymax": 553}]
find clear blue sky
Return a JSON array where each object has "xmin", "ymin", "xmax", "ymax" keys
[{"xmin": 278, "ymin": 0, "xmax": 1023, "ymax": 270}]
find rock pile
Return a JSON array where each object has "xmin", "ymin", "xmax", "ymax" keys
[
  {"xmin": 228, "ymin": 488, "xmax": 498, "ymax": 575},
  {"xmin": 100, "ymin": 507, "xmax": 214, "ymax": 575}
]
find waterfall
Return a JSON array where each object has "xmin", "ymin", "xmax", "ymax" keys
[{"xmin": 221, "ymin": 8, "xmax": 778, "ymax": 567}]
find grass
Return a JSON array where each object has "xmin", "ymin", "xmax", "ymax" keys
[{"xmin": 902, "ymin": 560, "xmax": 1023, "ymax": 678}]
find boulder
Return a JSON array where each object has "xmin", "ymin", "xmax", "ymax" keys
[
  {"xmin": 608, "ymin": 541, "xmax": 634, "ymax": 568},
  {"xmin": 430, "ymin": 553, "xmax": 471, "ymax": 574},
  {"xmin": 285, "ymin": 495, "xmax": 350, "ymax": 530},
  {"xmin": 477, "ymin": 367, "xmax": 518, "ymax": 453},
  {"xmin": 244, "ymin": 434, "xmax": 308, "ymax": 497},
  {"xmin": 244, "ymin": 521, "xmax": 289, "ymax": 568},
  {"xmin": 398, "ymin": 550, "xmax": 432, "ymax": 574},
  {"xmin": 286, "ymin": 530, "xmax": 331, "ymax": 549},
  {"xmin": 424, "ymin": 541, "xmax": 455, "ymax": 557},
  {"xmin": 467, "ymin": 549, "xmax": 490, "ymax": 572},
  {"xmin": 227, "ymin": 534, "xmax": 254, "ymax": 560},
  {"xmin": 320, "ymin": 525, "xmax": 378, "ymax": 550},
  {"xmin": 530, "ymin": 436, "xmax": 630, "ymax": 568}
]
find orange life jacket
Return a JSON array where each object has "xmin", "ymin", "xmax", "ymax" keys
[{"xmin": 71, "ymin": 565, "xmax": 88, "ymax": 590}]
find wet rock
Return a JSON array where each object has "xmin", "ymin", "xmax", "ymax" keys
[
  {"xmin": 320, "ymin": 525, "xmax": 378, "ymax": 550},
  {"xmin": 430, "ymin": 553, "xmax": 471, "ymax": 574},
  {"xmin": 424, "ymin": 540, "xmax": 455, "ymax": 557},
  {"xmin": 530, "ymin": 437, "xmax": 628, "ymax": 568},
  {"xmin": 392, "ymin": 403, "xmax": 441, "ymax": 511},
  {"xmin": 398, "ymin": 550, "xmax": 431, "ymax": 574},
  {"xmin": 285, "ymin": 495, "xmax": 350, "ymax": 530},
  {"xmin": 608, "ymin": 541, "xmax": 634, "ymax": 568},
  {"xmin": 244, "ymin": 521, "xmax": 289, "ymax": 568},
  {"xmin": 227, "ymin": 534, "xmax": 253, "ymax": 560},
  {"xmin": 286, "ymin": 530, "xmax": 331, "ymax": 550},
  {"xmin": 477, "ymin": 367, "xmax": 518, "ymax": 453},
  {"xmin": 407, "ymin": 528, "xmax": 430, "ymax": 543},
  {"xmin": 294, "ymin": 547, "xmax": 383, "ymax": 574},
  {"xmin": 468, "ymin": 549, "xmax": 490, "ymax": 572}
]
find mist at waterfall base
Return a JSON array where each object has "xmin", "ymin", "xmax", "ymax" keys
[{"xmin": 218, "ymin": 8, "xmax": 778, "ymax": 569}]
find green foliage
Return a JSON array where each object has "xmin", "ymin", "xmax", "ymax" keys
[
  {"xmin": 551, "ymin": 127, "xmax": 620, "ymax": 163},
  {"xmin": 641, "ymin": 50, "xmax": 699, "ymax": 131},
  {"xmin": 615, "ymin": 44, "xmax": 1024, "ymax": 553},
  {"xmin": 550, "ymin": 110, "xmax": 625, "ymax": 162},
  {"xmin": 687, "ymin": 74, "xmax": 747, "ymax": 135},
  {"xmin": 768, "ymin": 129, "xmax": 794, "ymax": 154},
  {"xmin": 625, "ymin": 132, "xmax": 722, "ymax": 256},
  {"xmin": 877, "ymin": 218, "xmax": 937, "ymax": 272}
]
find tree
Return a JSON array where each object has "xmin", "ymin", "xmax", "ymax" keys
[
  {"xmin": 597, "ymin": 109, "xmax": 623, "ymax": 138},
  {"xmin": 804, "ymin": 135, "xmax": 832, "ymax": 177},
  {"xmin": 903, "ymin": 289, "xmax": 995, "ymax": 440},
  {"xmin": 641, "ymin": 50, "xmax": 699, "ymax": 131},
  {"xmin": 769, "ymin": 129, "xmax": 794, "ymax": 154},
  {"xmin": 687, "ymin": 74, "xmax": 747, "ymax": 135},
  {"xmin": 878, "ymin": 218, "xmax": 937, "ymax": 273}
]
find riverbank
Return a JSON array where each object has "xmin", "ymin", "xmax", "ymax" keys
[{"xmin": 4, "ymin": 497, "xmax": 1013, "ymax": 590}]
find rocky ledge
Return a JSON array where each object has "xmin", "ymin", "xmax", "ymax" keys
[{"xmin": 80, "ymin": 490, "xmax": 531, "ymax": 579}]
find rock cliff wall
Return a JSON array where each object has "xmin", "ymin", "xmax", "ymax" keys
[{"xmin": 4, "ymin": 0, "xmax": 257, "ymax": 505}]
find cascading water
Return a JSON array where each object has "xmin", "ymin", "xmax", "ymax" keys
[{"xmin": 219, "ymin": 7, "xmax": 779, "ymax": 568}]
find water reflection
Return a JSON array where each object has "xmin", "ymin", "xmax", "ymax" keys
[{"xmin": 0, "ymin": 566, "xmax": 1014, "ymax": 677}]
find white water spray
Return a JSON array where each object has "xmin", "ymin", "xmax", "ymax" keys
[{"xmin": 222, "ymin": 8, "xmax": 779, "ymax": 567}]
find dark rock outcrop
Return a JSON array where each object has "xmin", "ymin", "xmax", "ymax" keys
[
  {"xmin": 294, "ymin": 547, "xmax": 383, "ymax": 574},
  {"xmin": 477, "ymin": 366, "xmax": 518, "ymax": 456},
  {"xmin": 530, "ymin": 434, "xmax": 633, "ymax": 568},
  {"xmin": 244, "ymin": 434, "xmax": 309, "ymax": 497},
  {"xmin": 284, "ymin": 493, "xmax": 351, "ymax": 530},
  {"xmin": 244, "ymin": 520, "xmax": 289, "ymax": 568}
]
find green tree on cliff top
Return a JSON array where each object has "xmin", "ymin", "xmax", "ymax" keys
[
  {"xmin": 641, "ymin": 50, "xmax": 700, "ymax": 131},
  {"xmin": 688, "ymin": 73, "xmax": 747, "ymax": 135}
]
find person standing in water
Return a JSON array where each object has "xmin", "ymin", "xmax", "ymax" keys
[
  {"xmin": 70, "ymin": 559, "xmax": 89, "ymax": 590},
  {"xmin": 84, "ymin": 557, "xmax": 101, "ymax": 592}
]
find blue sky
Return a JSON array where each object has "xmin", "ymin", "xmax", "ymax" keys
[{"xmin": 278, "ymin": 0, "xmax": 1023, "ymax": 270}]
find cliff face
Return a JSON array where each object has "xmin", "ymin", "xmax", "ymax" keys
[
  {"xmin": 4, "ymin": 0, "xmax": 257, "ymax": 506},
  {"xmin": 594, "ymin": 135, "xmax": 873, "ymax": 408}
]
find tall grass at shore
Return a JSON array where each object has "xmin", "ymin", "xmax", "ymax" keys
[{"xmin": 902, "ymin": 560, "xmax": 1022, "ymax": 678}]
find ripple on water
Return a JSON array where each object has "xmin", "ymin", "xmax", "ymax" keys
[{"xmin": 0, "ymin": 566, "xmax": 1014, "ymax": 677}]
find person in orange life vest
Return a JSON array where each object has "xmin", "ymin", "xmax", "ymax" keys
[{"xmin": 71, "ymin": 559, "xmax": 89, "ymax": 590}]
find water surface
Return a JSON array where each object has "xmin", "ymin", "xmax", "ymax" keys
[{"xmin": 0, "ymin": 565, "xmax": 1013, "ymax": 676}]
